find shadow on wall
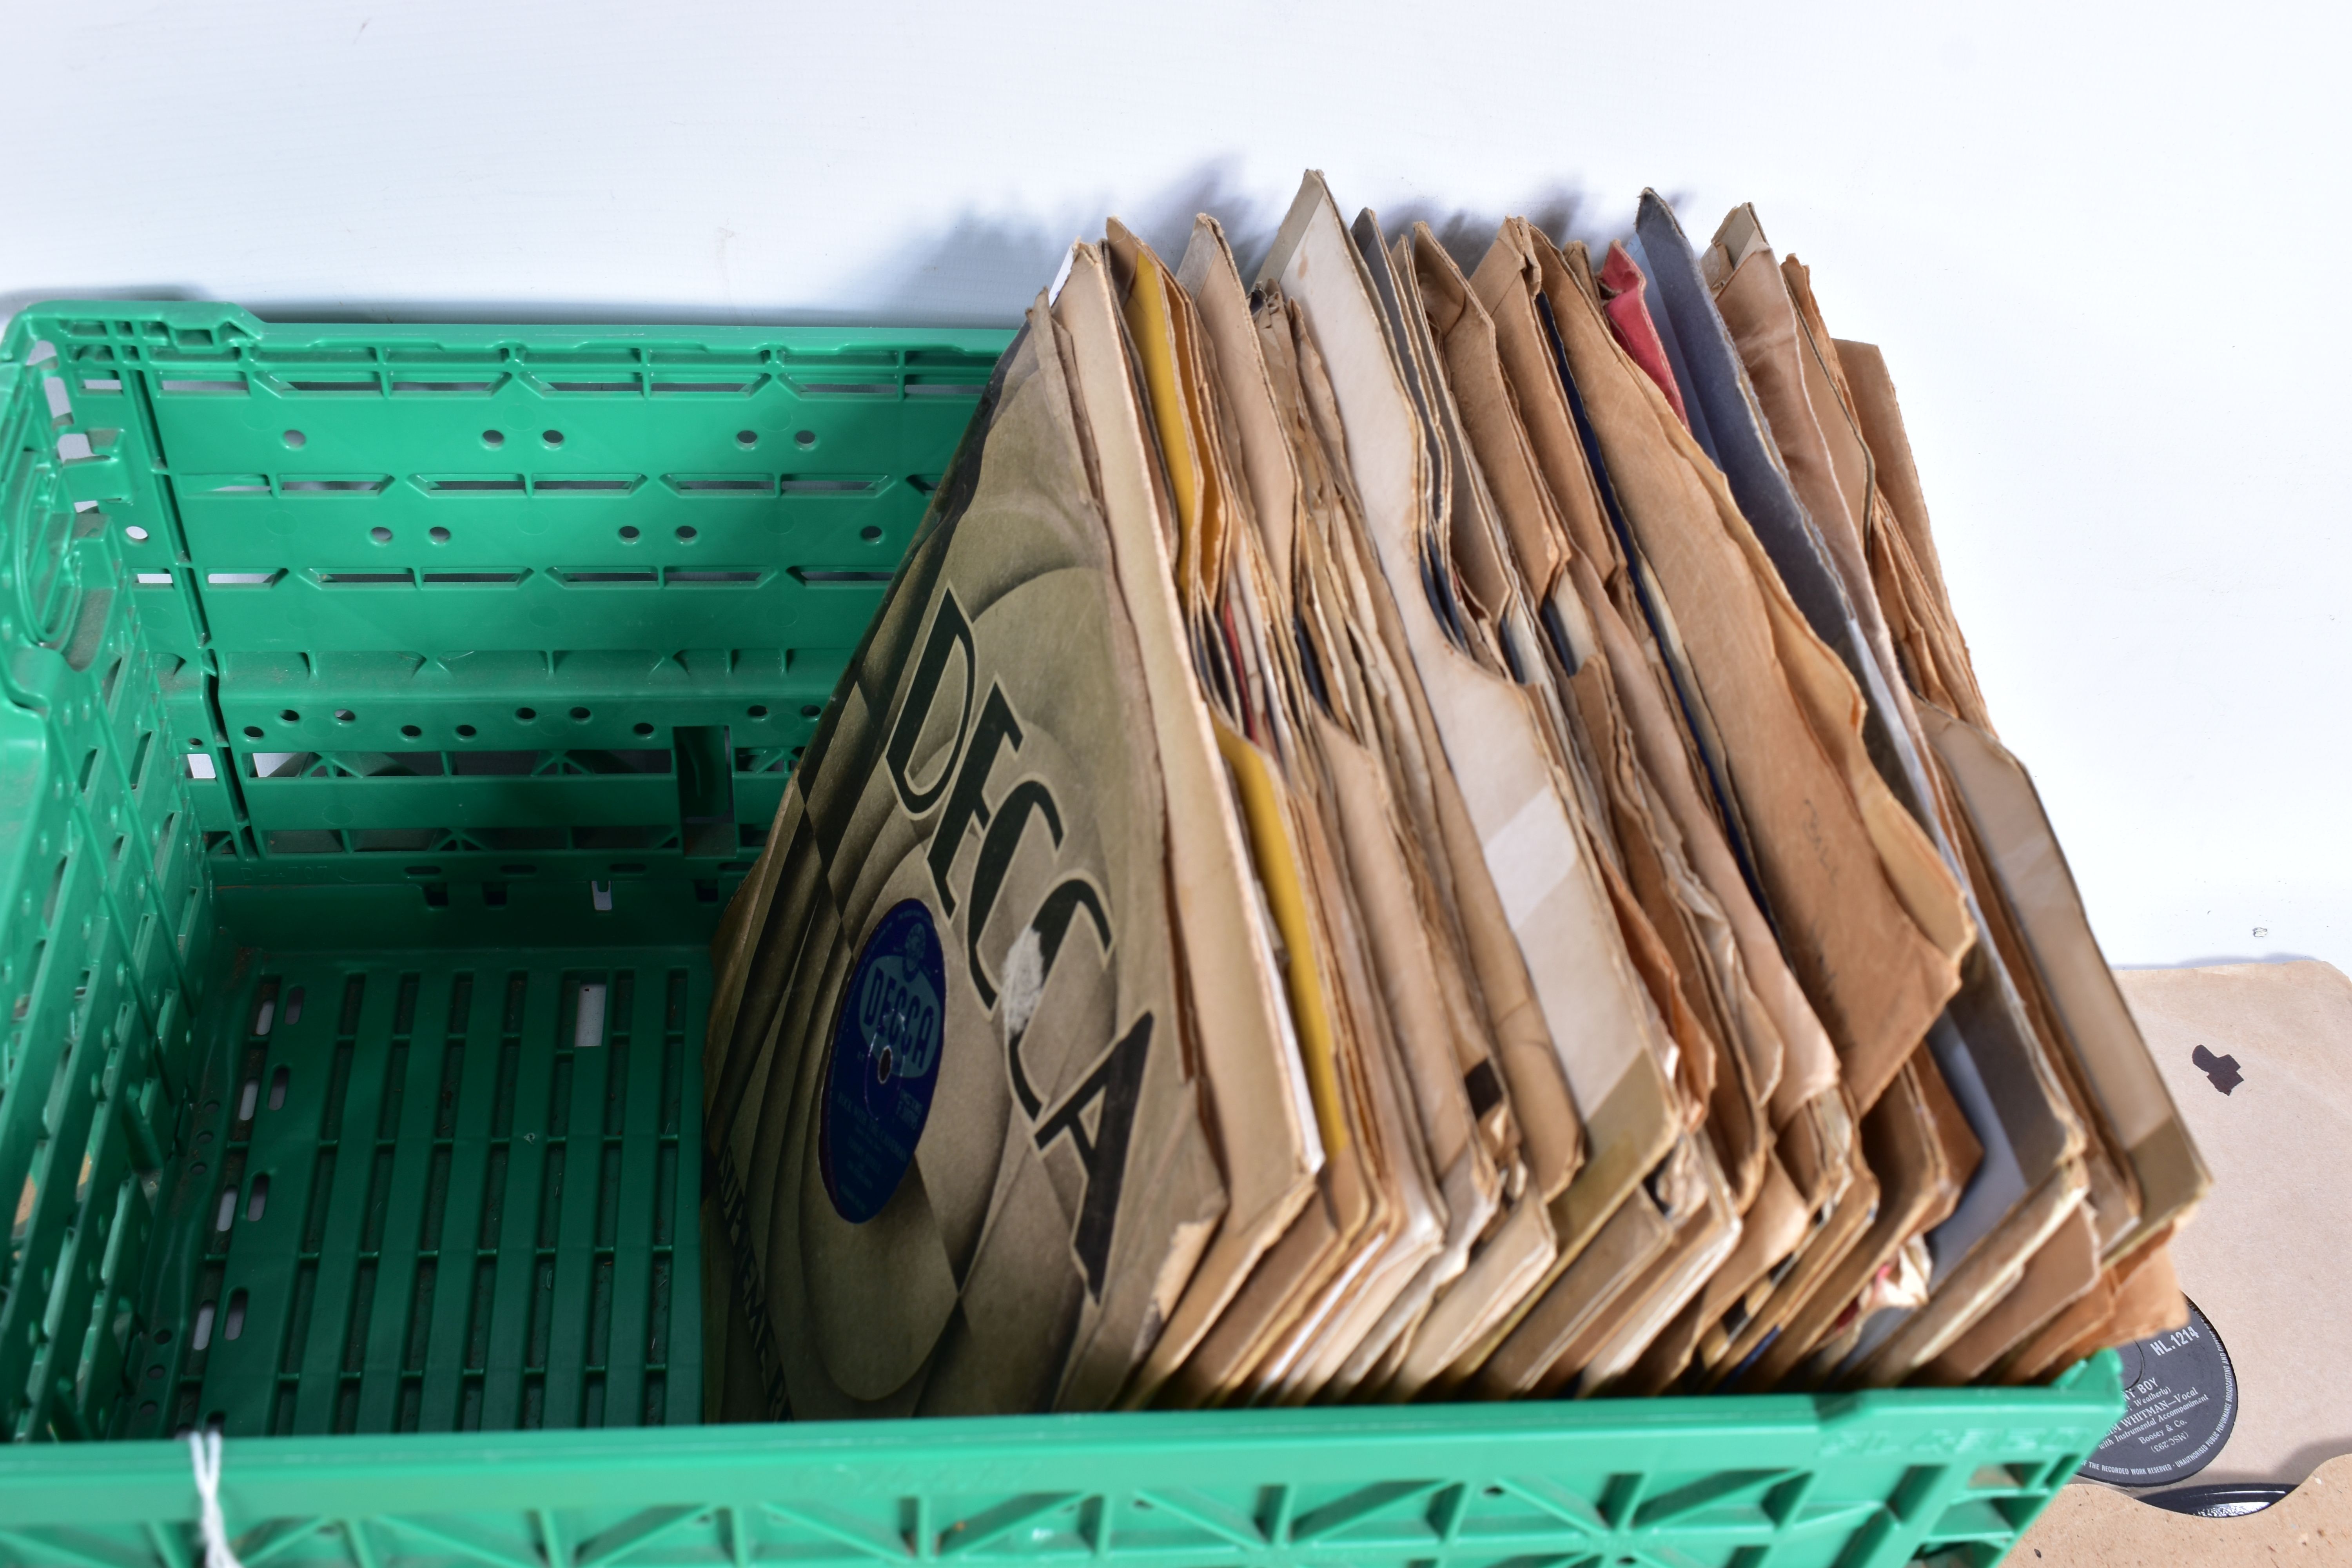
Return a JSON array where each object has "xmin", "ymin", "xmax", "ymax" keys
[
  {"xmin": 1383, "ymin": 181, "xmax": 1673, "ymax": 278},
  {"xmin": 854, "ymin": 163, "xmax": 1657, "ymax": 327},
  {"xmin": 1, "ymin": 161, "xmax": 1665, "ymax": 335},
  {"xmin": 0, "ymin": 284, "xmax": 202, "ymax": 329}
]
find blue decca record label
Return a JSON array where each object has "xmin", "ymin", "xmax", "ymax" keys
[{"xmin": 820, "ymin": 899, "xmax": 947, "ymax": 1224}]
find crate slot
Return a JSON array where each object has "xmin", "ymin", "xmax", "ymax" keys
[
  {"xmin": 391, "ymin": 378, "xmax": 506, "ymax": 395},
  {"xmin": 475, "ymin": 827, "xmax": 566, "ymax": 851},
  {"xmin": 789, "ymin": 567, "xmax": 894, "ymax": 584},
  {"xmin": 355, "ymin": 829, "xmax": 441, "ymax": 853},
  {"xmin": 422, "ymin": 569, "xmax": 530, "ymax": 586},
  {"xmin": 320, "ymin": 752, "xmax": 445, "ymax": 777},
  {"xmin": 574, "ymin": 826, "xmax": 673, "ymax": 849},
  {"xmin": 281, "ymin": 477, "xmax": 393, "ymax": 495},
  {"xmin": 556, "ymin": 569, "xmax": 659, "ymax": 586},
  {"xmin": 206, "ymin": 570, "xmax": 284, "ymax": 587},
  {"xmin": 574, "ymin": 983, "xmax": 606, "ymax": 1049},
  {"xmin": 417, "ymin": 475, "xmax": 527, "ymax": 493},
  {"xmin": 674, "ymin": 726, "xmax": 734, "ymax": 859},
  {"xmin": 158, "ymin": 378, "xmax": 247, "ymax": 395},
  {"xmin": 651, "ymin": 379, "xmax": 763, "ymax": 395},
  {"xmin": 665, "ymin": 475, "xmax": 777, "ymax": 495},
  {"xmin": 666, "ymin": 569, "xmax": 763, "ymax": 586},
  {"xmin": 451, "ymin": 751, "xmax": 542, "ymax": 776},
  {"xmin": 565, "ymin": 750, "xmax": 670, "ymax": 775},
  {"xmin": 784, "ymin": 379, "xmax": 896, "ymax": 397},
  {"xmin": 316, "ymin": 570, "xmax": 416, "ymax": 587}
]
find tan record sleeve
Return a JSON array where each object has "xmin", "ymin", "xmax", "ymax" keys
[{"xmin": 703, "ymin": 305, "xmax": 1226, "ymax": 1419}]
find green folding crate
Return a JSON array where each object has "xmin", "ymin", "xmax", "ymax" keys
[{"xmin": 0, "ymin": 302, "xmax": 2121, "ymax": 1568}]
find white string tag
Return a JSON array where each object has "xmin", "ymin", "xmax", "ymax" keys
[{"xmin": 188, "ymin": 1429, "xmax": 245, "ymax": 1568}]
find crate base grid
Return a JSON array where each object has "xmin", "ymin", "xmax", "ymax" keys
[{"xmin": 0, "ymin": 303, "xmax": 2119, "ymax": 1568}]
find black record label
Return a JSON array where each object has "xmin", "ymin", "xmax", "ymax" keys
[{"xmin": 2078, "ymin": 1298, "xmax": 2238, "ymax": 1487}]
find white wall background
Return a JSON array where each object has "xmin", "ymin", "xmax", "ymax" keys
[{"xmin": 7, "ymin": 0, "xmax": 2347, "ymax": 973}]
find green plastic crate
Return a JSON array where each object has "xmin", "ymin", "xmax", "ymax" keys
[{"xmin": 0, "ymin": 302, "xmax": 2121, "ymax": 1567}]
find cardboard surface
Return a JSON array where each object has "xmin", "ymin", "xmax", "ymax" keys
[
  {"xmin": 2018, "ymin": 1454, "xmax": 2352, "ymax": 1565},
  {"xmin": 2116, "ymin": 960, "xmax": 2352, "ymax": 1487},
  {"xmin": 703, "ymin": 316, "xmax": 1232, "ymax": 1417}
]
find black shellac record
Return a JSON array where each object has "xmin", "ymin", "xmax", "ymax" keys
[{"xmin": 2078, "ymin": 1298, "xmax": 2238, "ymax": 1488}]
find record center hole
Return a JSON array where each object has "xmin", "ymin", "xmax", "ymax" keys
[{"xmin": 875, "ymin": 1045, "xmax": 893, "ymax": 1083}]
